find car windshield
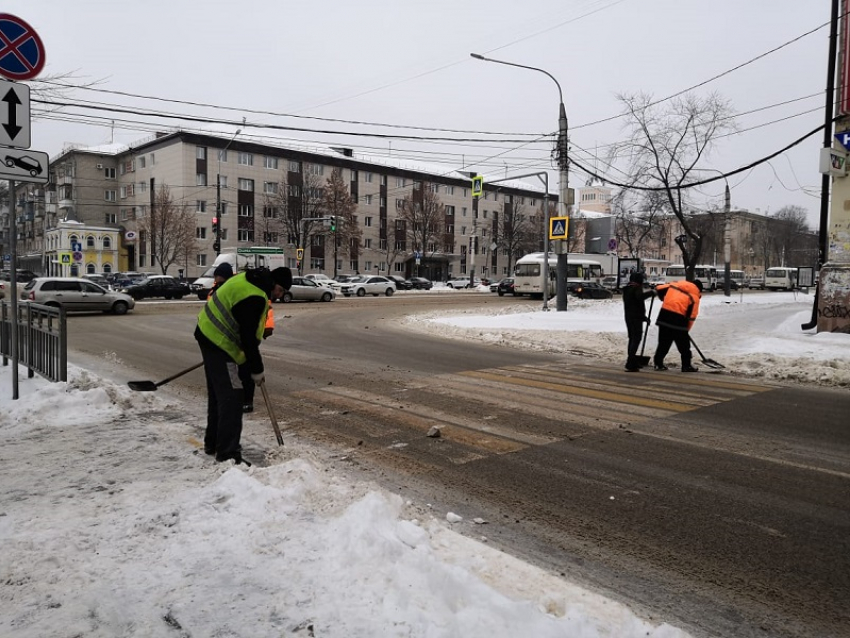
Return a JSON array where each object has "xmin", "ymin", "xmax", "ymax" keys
[{"xmin": 347, "ymin": 276, "xmax": 367, "ymax": 283}]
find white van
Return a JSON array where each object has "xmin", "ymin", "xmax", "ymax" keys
[{"xmin": 190, "ymin": 249, "xmax": 286, "ymax": 299}]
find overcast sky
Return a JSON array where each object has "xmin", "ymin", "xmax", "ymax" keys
[{"xmin": 6, "ymin": 1, "xmax": 830, "ymax": 227}]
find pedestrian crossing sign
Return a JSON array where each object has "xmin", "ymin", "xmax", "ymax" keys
[
  {"xmin": 59, "ymin": 252, "xmax": 72, "ymax": 265},
  {"xmin": 549, "ymin": 216, "xmax": 569, "ymax": 240}
]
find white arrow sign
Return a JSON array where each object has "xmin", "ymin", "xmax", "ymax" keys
[{"xmin": 0, "ymin": 78, "xmax": 31, "ymax": 149}]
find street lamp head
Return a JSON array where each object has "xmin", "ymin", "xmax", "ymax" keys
[{"xmin": 470, "ymin": 53, "xmax": 485, "ymax": 60}]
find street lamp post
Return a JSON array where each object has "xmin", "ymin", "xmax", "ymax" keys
[
  {"xmin": 216, "ymin": 129, "xmax": 241, "ymax": 256},
  {"xmin": 471, "ymin": 53, "xmax": 569, "ymax": 311}
]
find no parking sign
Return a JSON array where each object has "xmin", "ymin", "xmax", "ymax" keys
[{"xmin": 0, "ymin": 14, "xmax": 46, "ymax": 81}]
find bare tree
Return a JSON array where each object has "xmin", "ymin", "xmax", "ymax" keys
[
  {"xmin": 322, "ymin": 168, "xmax": 360, "ymax": 276},
  {"xmin": 142, "ymin": 185, "xmax": 196, "ymax": 275},
  {"xmin": 771, "ymin": 205, "xmax": 813, "ymax": 266},
  {"xmin": 617, "ymin": 92, "xmax": 735, "ymax": 281},
  {"xmin": 613, "ymin": 189, "xmax": 667, "ymax": 257},
  {"xmin": 496, "ymin": 201, "xmax": 538, "ymax": 270},
  {"xmin": 398, "ymin": 184, "xmax": 445, "ymax": 259},
  {"xmin": 264, "ymin": 170, "xmax": 326, "ymax": 273}
]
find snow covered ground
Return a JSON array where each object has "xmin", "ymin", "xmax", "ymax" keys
[{"xmin": 1, "ymin": 288, "xmax": 846, "ymax": 637}]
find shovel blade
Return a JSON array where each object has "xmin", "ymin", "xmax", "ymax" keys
[
  {"xmin": 128, "ymin": 380, "xmax": 159, "ymax": 392},
  {"xmin": 635, "ymin": 356, "xmax": 651, "ymax": 367},
  {"xmin": 702, "ymin": 359, "xmax": 726, "ymax": 370}
]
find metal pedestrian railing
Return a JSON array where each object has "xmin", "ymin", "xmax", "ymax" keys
[{"xmin": 0, "ymin": 301, "xmax": 67, "ymax": 383}]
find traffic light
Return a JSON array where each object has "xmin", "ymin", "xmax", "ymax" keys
[
  {"xmin": 329, "ymin": 215, "xmax": 337, "ymax": 232},
  {"xmin": 212, "ymin": 217, "xmax": 219, "ymax": 232},
  {"xmin": 213, "ymin": 240, "xmax": 221, "ymax": 253}
]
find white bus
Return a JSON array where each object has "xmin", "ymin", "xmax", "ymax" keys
[
  {"xmin": 764, "ymin": 267, "xmax": 798, "ymax": 291},
  {"xmin": 512, "ymin": 252, "xmax": 603, "ymax": 298},
  {"xmin": 663, "ymin": 264, "xmax": 718, "ymax": 291}
]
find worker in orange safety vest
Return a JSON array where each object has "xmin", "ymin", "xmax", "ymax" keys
[{"xmin": 652, "ymin": 279, "xmax": 702, "ymax": 372}]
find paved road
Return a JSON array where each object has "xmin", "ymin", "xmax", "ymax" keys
[{"xmin": 65, "ymin": 293, "xmax": 850, "ymax": 638}]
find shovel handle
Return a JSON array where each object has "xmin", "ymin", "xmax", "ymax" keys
[
  {"xmin": 156, "ymin": 361, "xmax": 205, "ymax": 387},
  {"xmin": 260, "ymin": 382, "xmax": 284, "ymax": 446}
]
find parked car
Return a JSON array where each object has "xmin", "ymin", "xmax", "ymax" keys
[
  {"xmin": 445, "ymin": 276, "xmax": 480, "ymax": 289},
  {"xmin": 280, "ymin": 276, "xmax": 336, "ymax": 303},
  {"xmin": 20, "ymin": 277, "xmax": 135, "ymax": 314},
  {"xmin": 121, "ymin": 275, "xmax": 191, "ymax": 300},
  {"xmin": 303, "ymin": 273, "xmax": 338, "ymax": 288},
  {"xmin": 335, "ymin": 275, "xmax": 396, "ymax": 297},
  {"xmin": 4, "ymin": 269, "xmax": 38, "ymax": 283},
  {"xmin": 568, "ymin": 281, "xmax": 614, "ymax": 299},
  {"xmin": 386, "ymin": 275, "xmax": 413, "ymax": 290},
  {"xmin": 83, "ymin": 274, "xmax": 111, "ymax": 290},
  {"xmin": 747, "ymin": 275, "xmax": 765, "ymax": 290},
  {"xmin": 407, "ymin": 276, "xmax": 433, "ymax": 290}
]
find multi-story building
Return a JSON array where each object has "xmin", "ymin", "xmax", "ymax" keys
[{"xmin": 7, "ymin": 132, "xmax": 558, "ymax": 282}]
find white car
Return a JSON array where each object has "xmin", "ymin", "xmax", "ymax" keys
[
  {"xmin": 336, "ymin": 275, "xmax": 396, "ymax": 297},
  {"xmin": 445, "ymin": 276, "xmax": 479, "ymax": 289},
  {"xmin": 281, "ymin": 277, "xmax": 336, "ymax": 302},
  {"xmin": 304, "ymin": 273, "xmax": 338, "ymax": 288}
]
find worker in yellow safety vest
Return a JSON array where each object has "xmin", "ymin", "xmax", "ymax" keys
[{"xmin": 196, "ymin": 265, "xmax": 291, "ymax": 464}]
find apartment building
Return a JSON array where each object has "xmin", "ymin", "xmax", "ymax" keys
[{"xmin": 4, "ymin": 132, "xmax": 557, "ymax": 282}]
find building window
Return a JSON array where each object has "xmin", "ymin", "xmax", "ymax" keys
[
  {"xmin": 220, "ymin": 202, "xmax": 228, "ymax": 216},
  {"xmin": 105, "ymin": 190, "xmax": 116, "ymax": 202},
  {"xmin": 137, "ymin": 156, "xmax": 146, "ymax": 169},
  {"xmin": 396, "ymin": 199, "xmax": 404, "ymax": 210},
  {"xmin": 263, "ymin": 206, "xmax": 278, "ymax": 218},
  {"xmin": 396, "ymin": 177, "xmax": 406, "ymax": 188},
  {"xmin": 218, "ymin": 175, "xmax": 227, "ymax": 189},
  {"xmin": 196, "ymin": 227, "xmax": 207, "ymax": 239},
  {"xmin": 264, "ymin": 182, "xmax": 278, "ymax": 194},
  {"xmin": 196, "ymin": 173, "xmax": 207, "ymax": 186},
  {"xmin": 238, "ymin": 178, "xmax": 254, "ymax": 191},
  {"xmin": 86, "ymin": 235, "xmax": 95, "ymax": 247},
  {"xmin": 445, "ymin": 205, "xmax": 455, "ymax": 216},
  {"xmin": 380, "ymin": 175, "xmax": 387, "ymax": 186},
  {"xmin": 238, "ymin": 152, "xmax": 253, "ymax": 166},
  {"xmin": 288, "ymin": 160, "xmax": 300, "ymax": 172},
  {"xmin": 104, "ymin": 167, "xmax": 116, "ymax": 179},
  {"xmin": 364, "ymin": 172, "xmax": 373, "ymax": 183},
  {"xmin": 380, "ymin": 196, "xmax": 386, "ymax": 208},
  {"xmin": 196, "ymin": 200, "xmax": 206, "ymax": 212},
  {"xmin": 196, "ymin": 146, "xmax": 207, "ymax": 160},
  {"xmin": 364, "ymin": 238, "xmax": 372, "ymax": 249},
  {"xmin": 197, "ymin": 254, "xmax": 207, "ymax": 266},
  {"xmin": 238, "ymin": 229, "xmax": 254, "ymax": 242},
  {"xmin": 430, "ymin": 183, "xmax": 438, "ymax": 193},
  {"xmin": 446, "ymin": 185, "xmax": 454, "ymax": 195},
  {"xmin": 364, "ymin": 216, "xmax": 372, "ymax": 227},
  {"xmin": 364, "ymin": 195, "xmax": 372, "ymax": 205},
  {"xmin": 239, "ymin": 204, "xmax": 253, "ymax": 217},
  {"xmin": 105, "ymin": 213, "xmax": 116, "ymax": 224},
  {"xmin": 218, "ymin": 149, "xmax": 228, "ymax": 162},
  {"xmin": 287, "ymin": 184, "xmax": 301, "ymax": 197},
  {"xmin": 308, "ymin": 163, "xmax": 324, "ymax": 175},
  {"xmin": 103, "ymin": 236, "xmax": 112, "ymax": 248},
  {"xmin": 264, "ymin": 156, "xmax": 279, "ymax": 169},
  {"xmin": 462, "ymin": 207, "xmax": 467, "ymax": 217},
  {"xmin": 264, "ymin": 232, "xmax": 279, "ymax": 243}
]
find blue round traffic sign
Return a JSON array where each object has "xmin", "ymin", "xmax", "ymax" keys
[{"xmin": 0, "ymin": 14, "xmax": 46, "ymax": 81}]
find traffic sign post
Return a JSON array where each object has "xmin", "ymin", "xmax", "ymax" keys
[{"xmin": 0, "ymin": 79, "xmax": 30, "ymax": 148}]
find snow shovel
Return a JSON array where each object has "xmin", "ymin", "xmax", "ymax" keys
[
  {"xmin": 128, "ymin": 362, "xmax": 204, "ymax": 391},
  {"xmin": 636, "ymin": 295, "xmax": 655, "ymax": 368},
  {"xmin": 259, "ymin": 382, "xmax": 284, "ymax": 446},
  {"xmin": 689, "ymin": 336, "xmax": 726, "ymax": 370}
]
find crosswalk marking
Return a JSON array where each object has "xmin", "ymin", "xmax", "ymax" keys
[{"xmin": 287, "ymin": 363, "xmax": 772, "ymax": 467}]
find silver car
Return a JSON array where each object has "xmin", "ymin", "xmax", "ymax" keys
[
  {"xmin": 335, "ymin": 275, "xmax": 396, "ymax": 297},
  {"xmin": 21, "ymin": 277, "xmax": 135, "ymax": 314},
  {"xmin": 281, "ymin": 276, "xmax": 336, "ymax": 302}
]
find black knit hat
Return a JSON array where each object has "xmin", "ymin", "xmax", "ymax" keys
[
  {"xmin": 629, "ymin": 272, "xmax": 644, "ymax": 284},
  {"xmin": 213, "ymin": 262, "xmax": 233, "ymax": 279},
  {"xmin": 271, "ymin": 267, "xmax": 292, "ymax": 289}
]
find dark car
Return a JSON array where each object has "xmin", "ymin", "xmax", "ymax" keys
[
  {"xmin": 407, "ymin": 276, "xmax": 433, "ymax": 290},
  {"xmin": 386, "ymin": 275, "xmax": 413, "ymax": 290},
  {"xmin": 490, "ymin": 277, "xmax": 515, "ymax": 296},
  {"xmin": 122, "ymin": 275, "xmax": 190, "ymax": 300},
  {"xmin": 569, "ymin": 281, "xmax": 613, "ymax": 299}
]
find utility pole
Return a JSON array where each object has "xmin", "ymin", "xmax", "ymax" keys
[
  {"xmin": 470, "ymin": 190, "xmax": 478, "ymax": 287},
  {"xmin": 215, "ymin": 129, "xmax": 241, "ymax": 256},
  {"xmin": 723, "ymin": 184, "xmax": 732, "ymax": 296}
]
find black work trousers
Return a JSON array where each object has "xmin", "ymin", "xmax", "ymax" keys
[
  {"xmin": 199, "ymin": 341, "xmax": 245, "ymax": 458},
  {"xmin": 654, "ymin": 325, "xmax": 692, "ymax": 369},
  {"xmin": 625, "ymin": 317, "xmax": 645, "ymax": 369}
]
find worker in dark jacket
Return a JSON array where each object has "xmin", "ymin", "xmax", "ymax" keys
[
  {"xmin": 622, "ymin": 272, "xmax": 655, "ymax": 371},
  {"xmin": 653, "ymin": 279, "xmax": 702, "ymax": 372},
  {"xmin": 195, "ymin": 266, "xmax": 291, "ymax": 463}
]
